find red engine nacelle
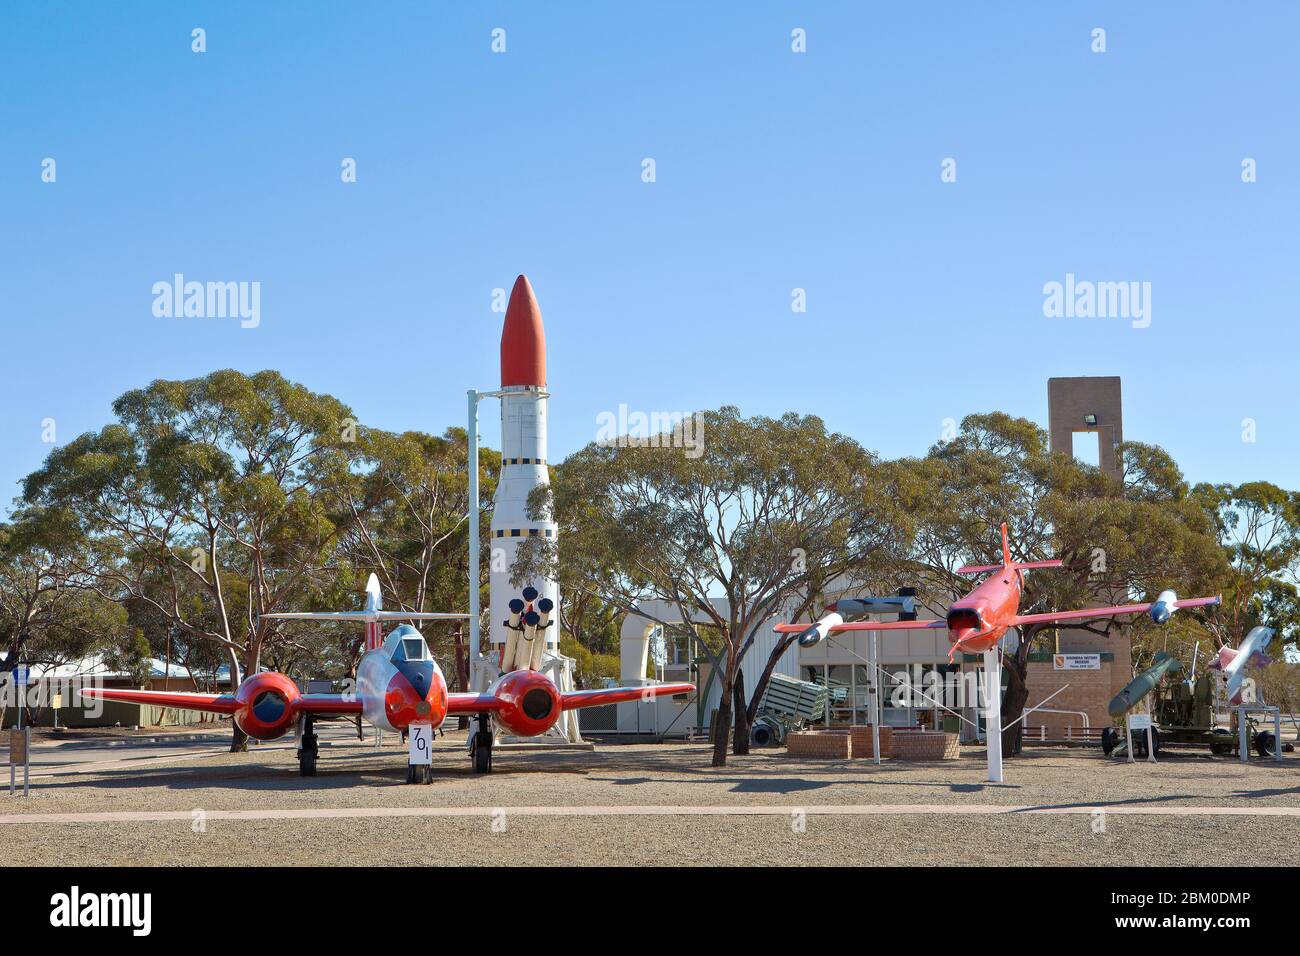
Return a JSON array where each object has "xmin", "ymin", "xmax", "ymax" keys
[
  {"xmin": 492, "ymin": 669, "xmax": 563, "ymax": 738},
  {"xmin": 232, "ymin": 671, "xmax": 301, "ymax": 740}
]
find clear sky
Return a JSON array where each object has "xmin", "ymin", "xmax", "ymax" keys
[{"xmin": 2, "ymin": 1, "xmax": 1297, "ymax": 514}]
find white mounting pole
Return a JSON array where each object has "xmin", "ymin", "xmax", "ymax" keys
[
  {"xmin": 870, "ymin": 631, "xmax": 881, "ymax": 766},
  {"xmin": 467, "ymin": 389, "xmax": 481, "ymax": 689},
  {"xmin": 983, "ymin": 648, "xmax": 1003, "ymax": 783}
]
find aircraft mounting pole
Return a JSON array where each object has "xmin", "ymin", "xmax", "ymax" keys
[
  {"xmin": 983, "ymin": 647, "xmax": 1003, "ymax": 783},
  {"xmin": 870, "ymin": 631, "xmax": 881, "ymax": 766}
]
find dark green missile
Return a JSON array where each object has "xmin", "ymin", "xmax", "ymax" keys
[{"xmin": 1108, "ymin": 651, "xmax": 1182, "ymax": 719}]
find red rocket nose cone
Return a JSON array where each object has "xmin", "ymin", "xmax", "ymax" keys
[{"xmin": 501, "ymin": 274, "xmax": 546, "ymax": 387}]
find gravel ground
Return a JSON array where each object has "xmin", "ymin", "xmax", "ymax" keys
[
  {"xmin": 7, "ymin": 814, "xmax": 1297, "ymax": 867},
  {"xmin": 5, "ymin": 734, "xmax": 1298, "ymax": 865}
]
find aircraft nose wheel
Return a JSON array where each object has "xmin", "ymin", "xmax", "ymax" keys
[
  {"xmin": 298, "ymin": 716, "xmax": 319, "ymax": 777},
  {"xmin": 470, "ymin": 712, "xmax": 493, "ymax": 774},
  {"xmin": 406, "ymin": 764, "xmax": 433, "ymax": 784}
]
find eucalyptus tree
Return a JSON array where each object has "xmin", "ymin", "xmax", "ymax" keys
[
  {"xmin": 515, "ymin": 406, "xmax": 907, "ymax": 766},
  {"xmin": 328, "ymin": 426, "xmax": 499, "ymax": 689},
  {"xmin": 21, "ymin": 370, "xmax": 355, "ymax": 750},
  {"xmin": 1190, "ymin": 481, "xmax": 1300, "ymax": 654},
  {"xmin": 901, "ymin": 413, "xmax": 1224, "ymax": 755}
]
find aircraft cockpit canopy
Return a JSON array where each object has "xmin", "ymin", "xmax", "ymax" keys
[{"xmin": 387, "ymin": 624, "xmax": 430, "ymax": 663}]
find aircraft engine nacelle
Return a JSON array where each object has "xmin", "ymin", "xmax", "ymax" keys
[
  {"xmin": 491, "ymin": 668, "xmax": 562, "ymax": 738},
  {"xmin": 1149, "ymin": 590, "xmax": 1178, "ymax": 624},
  {"xmin": 232, "ymin": 671, "xmax": 302, "ymax": 740}
]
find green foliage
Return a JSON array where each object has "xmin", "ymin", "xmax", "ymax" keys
[
  {"xmin": 559, "ymin": 635, "xmax": 620, "ymax": 688},
  {"xmin": 515, "ymin": 405, "xmax": 909, "ymax": 765},
  {"xmin": 19, "ymin": 370, "xmax": 359, "ymax": 694},
  {"xmin": 1189, "ymin": 481, "xmax": 1300, "ymax": 652},
  {"xmin": 103, "ymin": 627, "xmax": 153, "ymax": 688}
]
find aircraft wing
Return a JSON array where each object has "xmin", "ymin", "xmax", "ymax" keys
[
  {"xmin": 1012, "ymin": 596, "xmax": 1221, "ymax": 628},
  {"xmin": 261, "ymin": 611, "xmax": 469, "ymax": 622},
  {"xmin": 78, "ymin": 687, "xmax": 362, "ymax": 715},
  {"xmin": 446, "ymin": 683, "xmax": 695, "ymax": 715},
  {"xmin": 559, "ymin": 683, "xmax": 695, "ymax": 710},
  {"xmin": 79, "ymin": 688, "xmax": 240, "ymax": 714},
  {"xmin": 445, "ymin": 692, "xmax": 507, "ymax": 715},
  {"xmin": 774, "ymin": 619, "xmax": 945, "ymax": 634}
]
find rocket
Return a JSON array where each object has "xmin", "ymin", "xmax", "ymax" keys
[
  {"xmin": 1108, "ymin": 650, "xmax": 1182, "ymax": 719},
  {"xmin": 490, "ymin": 275, "xmax": 560, "ymax": 672},
  {"xmin": 1211, "ymin": 625, "xmax": 1275, "ymax": 704}
]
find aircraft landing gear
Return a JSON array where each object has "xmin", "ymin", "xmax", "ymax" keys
[
  {"xmin": 298, "ymin": 715, "xmax": 318, "ymax": 777},
  {"xmin": 470, "ymin": 712, "xmax": 493, "ymax": 774},
  {"xmin": 406, "ymin": 763, "xmax": 433, "ymax": 784}
]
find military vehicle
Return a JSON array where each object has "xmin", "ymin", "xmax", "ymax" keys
[{"xmin": 1100, "ymin": 649, "xmax": 1279, "ymax": 758}]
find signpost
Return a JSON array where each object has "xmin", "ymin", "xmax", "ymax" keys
[
  {"xmin": 1127, "ymin": 712, "xmax": 1156, "ymax": 764},
  {"xmin": 9, "ymin": 664, "xmax": 31, "ymax": 796}
]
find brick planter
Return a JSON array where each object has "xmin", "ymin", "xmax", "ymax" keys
[
  {"xmin": 849, "ymin": 725, "xmax": 893, "ymax": 758},
  {"xmin": 891, "ymin": 731, "xmax": 960, "ymax": 760},
  {"xmin": 786, "ymin": 730, "xmax": 852, "ymax": 759}
]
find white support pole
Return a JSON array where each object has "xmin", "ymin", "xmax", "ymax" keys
[
  {"xmin": 983, "ymin": 648, "xmax": 1003, "ymax": 783},
  {"xmin": 870, "ymin": 631, "xmax": 881, "ymax": 766},
  {"xmin": 467, "ymin": 389, "xmax": 481, "ymax": 691}
]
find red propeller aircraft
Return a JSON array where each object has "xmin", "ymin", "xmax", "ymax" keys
[
  {"xmin": 80, "ymin": 575, "xmax": 693, "ymax": 783},
  {"xmin": 777, "ymin": 523, "xmax": 1221, "ymax": 659}
]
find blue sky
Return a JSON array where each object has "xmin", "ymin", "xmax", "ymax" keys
[{"xmin": 2, "ymin": 1, "xmax": 1297, "ymax": 513}]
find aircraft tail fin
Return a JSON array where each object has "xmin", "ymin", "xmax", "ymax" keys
[
  {"xmin": 259, "ymin": 573, "xmax": 469, "ymax": 653},
  {"xmin": 953, "ymin": 522, "xmax": 1067, "ymax": 575}
]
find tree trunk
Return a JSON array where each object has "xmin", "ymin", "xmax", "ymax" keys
[
  {"xmin": 1000, "ymin": 671, "xmax": 1028, "ymax": 757},
  {"xmin": 999, "ymin": 639, "xmax": 1033, "ymax": 758},
  {"xmin": 229, "ymin": 644, "xmax": 257, "ymax": 754},
  {"xmin": 711, "ymin": 681, "xmax": 732, "ymax": 767},
  {"xmin": 732, "ymin": 669, "xmax": 749, "ymax": 755},
  {"xmin": 745, "ymin": 635, "xmax": 796, "ymax": 725}
]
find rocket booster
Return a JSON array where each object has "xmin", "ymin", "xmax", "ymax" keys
[{"xmin": 489, "ymin": 275, "xmax": 560, "ymax": 661}]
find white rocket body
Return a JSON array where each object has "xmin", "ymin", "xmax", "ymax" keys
[{"xmin": 489, "ymin": 276, "xmax": 559, "ymax": 671}]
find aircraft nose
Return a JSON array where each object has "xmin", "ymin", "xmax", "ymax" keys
[
  {"xmin": 385, "ymin": 667, "xmax": 447, "ymax": 727},
  {"xmin": 384, "ymin": 674, "xmax": 426, "ymax": 724}
]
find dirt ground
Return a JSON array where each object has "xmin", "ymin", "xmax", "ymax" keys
[{"xmin": 4, "ymin": 732, "xmax": 1298, "ymax": 866}]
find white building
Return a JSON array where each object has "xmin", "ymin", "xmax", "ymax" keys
[{"xmin": 590, "ymin": 589, "xmax": 995, "ymax": 740}]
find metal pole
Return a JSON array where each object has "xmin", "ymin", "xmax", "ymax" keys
[
  {"xmin": 467, "ymin": 389, "xmax": 481, "ymax": 691},
  {"xmin": 17, "ymin": 672, "xmax": 26, "ymax": 797},
  {"xmin": 870, "ymin": 631, "xmax": 881, "ymax": 765},
  {"xmin": 983, "ymin": 649, "xmax": 1003, "ymax": 783}
]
